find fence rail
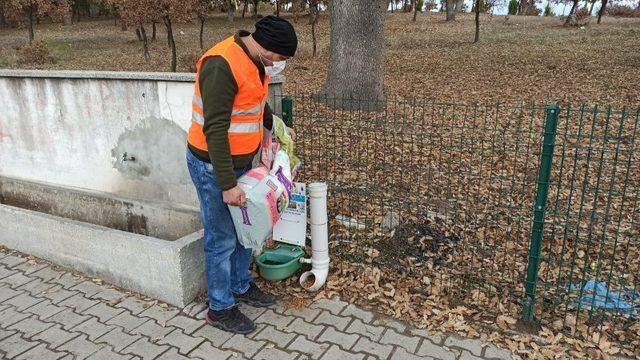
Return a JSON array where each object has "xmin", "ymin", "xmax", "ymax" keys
[{"xmin": 274, "ymin": 93, "xmax": 640, "ymax": 353}]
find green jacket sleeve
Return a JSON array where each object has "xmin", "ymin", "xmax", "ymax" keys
[
  {"xmin": 199, "ymin": 56, "xmax": 238, "ymax": 191},
  {"xmin": 263, "ymin": 101, "xmax": 273, "ymax": 131}
]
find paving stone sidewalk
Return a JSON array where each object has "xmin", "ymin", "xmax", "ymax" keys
[{"xmin": 0, "ymin": 248, "xmax": 513, "ymax": 360}]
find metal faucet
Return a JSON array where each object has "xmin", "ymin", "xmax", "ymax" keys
[{"xmin": 122, "ymin": 152, "xmax": 136, "ymax": 162}]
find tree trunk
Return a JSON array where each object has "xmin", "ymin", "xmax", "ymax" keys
[
  {"xmin": 564, "ymin": 0, "xmax": 579, "ymax": 24},
  {"xmin": 28, "ymin": 5, "xmax": 34, "ymax": 43},
  {"xmin": 253, "ymin": 0, "xmax": 259, "ymax": 16},
  {"xmin": 275, "ymin": 0, "xmax": 280, "ymax": 16},
  {"xmin": 140, "ymin": 25, "xmax": 150, "ymax": 60},
  {"xmin": 597, "ymin": 0, "xmax": 607, "ymax": 23},
  {"xmin": 293, "ymin": 0, "xmax": 303, "ymax": 22},
  {"xmin": 164, "ymin": 16, "xmax": 177, "ymax": 72},
  {"xmin": 324, "ymin": 0, "xmax": 386, "ymax": 108},
  {"xmin": 390, "ymin": 0, "xmax": 394, "ymax": 12},
  {"xmin": 120, "ymin": 8, "xmax": 127, "ymax": 32},
  {"xmin": 446, "ymin": 0, "xmax": 456, "ymax": 20},
  {"xmin": 227, "ymin": 0, "xmax": 234, "ymax": 21},
  {"xmin": 413, "ymin": 0, "xmax": 419, "ymax": 21},
  {"xmin": 455, "ymin": 0, "xmax": 464, "ymax": 11},
  {"xmin": 152, "ymin": 22, "xmax": 157, "ymax": 41},
  {"xmin": 136, "ymin": 27, "xmax": 143, "ymax": 41},
  {"xmin": 310, "ymin": 0, "xmax": 319, "ymax": 56},
  {"xmin": 568, "ymin": 0, "xmax": 579, "ymax": 16},
  {"xmin": 589, "ymin": 0, "xmax": 597, "ymax": 15},
  {"xmin": 243, "ymin": 0, "xmax": 248, "ymax": 17},
  {"xmin": 518, "ymin": 0, "xmax": 526, "ymax": 14},
  {"xmin": 63, "ymin": 0, "xmax": 73, "ymax": 25},
  {"xmin": 199, "ymin": 15, "xmax": 205, "ymax": 50},
  {"xmin": 474, "ymin": 0, "xmax": 480, "ymax": 43},
  {"xmin": 167, "ymin": 22, "xmax": 171, "ymax": 46}
]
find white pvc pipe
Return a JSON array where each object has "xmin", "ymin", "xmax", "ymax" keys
[{"xmin": 299, "ymin": 182, "xmax": 329, "ymax": 292}]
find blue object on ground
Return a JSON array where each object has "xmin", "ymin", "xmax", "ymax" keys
[{"xmin": 569, "ymin": 280, "xmax": 640, "ymax": 316}]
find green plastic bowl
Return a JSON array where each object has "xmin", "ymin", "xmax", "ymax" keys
[{"xmin": 257, "ymin": 244, "xmax": 305, "ymax": 281}]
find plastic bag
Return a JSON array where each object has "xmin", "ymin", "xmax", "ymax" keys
[{"xmin": 229, "ymin": 150, "xmax": 294, "ymax": 249}]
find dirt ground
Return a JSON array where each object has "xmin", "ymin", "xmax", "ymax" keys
[{"xmin": 1, "ymin": 12, "xmax": 640, "ymax": 106}]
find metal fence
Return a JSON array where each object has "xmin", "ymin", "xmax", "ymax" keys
[{"xmin": 273, "ymin": 93, "xmax": 640, "ymax": 352}]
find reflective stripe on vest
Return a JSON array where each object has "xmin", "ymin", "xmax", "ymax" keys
[
  {"xmin": 231, "ymin": 100, "xmax": 266, "ymax": 117},
  {"xmin": 192, "ymin": 96, "xmax": 266, "ymax": 119},
  {"xmin": 229, "ymin": 122, "xmax": 261, "ymax": 133},
  {"xmin": 192, "ymin": 110, "xmax": 204, "ymax": 125},
  {"xmin": 193, "ymin": 94, "xmax": 203, "ymax": 109}
]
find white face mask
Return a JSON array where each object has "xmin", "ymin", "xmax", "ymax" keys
[{"xmin": 265, "ymin": 61, "xmax": 286, "ymax": 76}]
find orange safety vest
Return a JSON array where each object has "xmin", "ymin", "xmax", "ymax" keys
[{"xmin": 187, "ymin": 35, "xmax": 269, "ymax": 156}]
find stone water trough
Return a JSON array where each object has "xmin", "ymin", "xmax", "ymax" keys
[{"xmin": 0, "ymin": 175, "xmax": 204, "ymax": 307}]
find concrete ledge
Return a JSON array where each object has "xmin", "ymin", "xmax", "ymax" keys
[
  {"xmin": 0, "ymin": 177, "xmax": 206, "ymax": 307},
  {"xmin": 0, "ymin": 203, "xmax": 204, "ymax": 307},
  {"xmin": 0, "ymin": 69, "xmax": 285, "ymax": 84}
]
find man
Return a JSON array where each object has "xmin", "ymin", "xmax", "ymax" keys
[{"xmin": 185, "ymin": 16, "xmax": 297, "ymax": 334}]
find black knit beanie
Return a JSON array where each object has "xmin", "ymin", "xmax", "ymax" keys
[{"xmin": 252, "ymin": 16, "xmax": 298, "ymax": 57}]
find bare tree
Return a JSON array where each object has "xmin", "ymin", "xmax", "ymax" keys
[
  {"xmin": 597, "ymin": 0, "xmax": 607, "ymax": 23},
  {"xmin": 110, "ymin": 0, "xmax": 158, "ymax": 60},
  {"xmin": 196, "ymin": 0, "xmax": 213, "ymax": 49},
  {"xmin": 242, "ymin": 0, "xmax": 248, "ymax": 17},
  {"xmin": 324, "ymin": 0, "xmax": 386, "ymax": 108},
  {"xmin": 226, "ymin": 0, "xmax": 234, "ymax": 21},
  {"xmin": 446, "ymin": 0, "xmax": 456, "ymax": 20},
  {"xmin": 474, "ymin": 0, "xmax": 480, "ymax": 43},
  {"xmin": 565, "ymin": 0, "xmax": 579, "ymax": 23},
  {"xmin": 3, "ymin": 0, "xmax": 71, "ymax": 42},
  {"xmin": 292, "ymin": 0, "xmax": 304, "ymax": 22},
  {"xmin": 412, "ymin": 0, "xmax": 418, "ymax": 21},
  {"xmin": 308, "ymin": 0, "xmax": 319, "ymax": 56},
  {"xmin": 139, "ymin": 25, "xmax": 149, "ymax": 59},
  {"xmin": 137, "ymin": 0, "xmax": 195, "ymax": 71},
  {"xmin": 589, "ymin": 0, "xmax": 597, "ymax": 14}
]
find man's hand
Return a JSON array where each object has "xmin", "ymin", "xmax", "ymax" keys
[
  {"xmin": 287, "ymin": 127, "xmax": 296, "ymax": 141},
  {"xmin": 223, "ymin": 186, "xmax": 246, "ymax": 207}
]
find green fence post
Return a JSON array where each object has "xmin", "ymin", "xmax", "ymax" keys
[
  {"xmin": 522, "ymin": 103, "xmax": 560, "ymax": 322},
  {"xmin": 282, "ymin": 96, "xmax": 293, "ymax": 128}
]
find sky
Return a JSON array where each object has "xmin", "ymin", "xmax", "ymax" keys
[
  {"xmin": 388, "ymin": 0, "xmax": 638, "ymax": 16},
  {"xmin": 286, "ymin": 0, "xmax": 637, "ymax": 17}
]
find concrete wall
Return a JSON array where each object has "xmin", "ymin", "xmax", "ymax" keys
[{"xmin": 0, "ymin": 70, "xmax": 285, "ymax": 208}]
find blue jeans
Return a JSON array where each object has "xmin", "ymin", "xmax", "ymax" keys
[{"xmin": 186, "ymin": 148, "xmax": 253, "ymax": 311}]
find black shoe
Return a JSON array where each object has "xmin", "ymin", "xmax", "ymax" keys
[
  {"xmin": 234, "ymin": 282, "xmax": 276, "ymax": 307},
  {"xmin": 205, "ymin": 306, "xmax": 256, "ymax": 334}
]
